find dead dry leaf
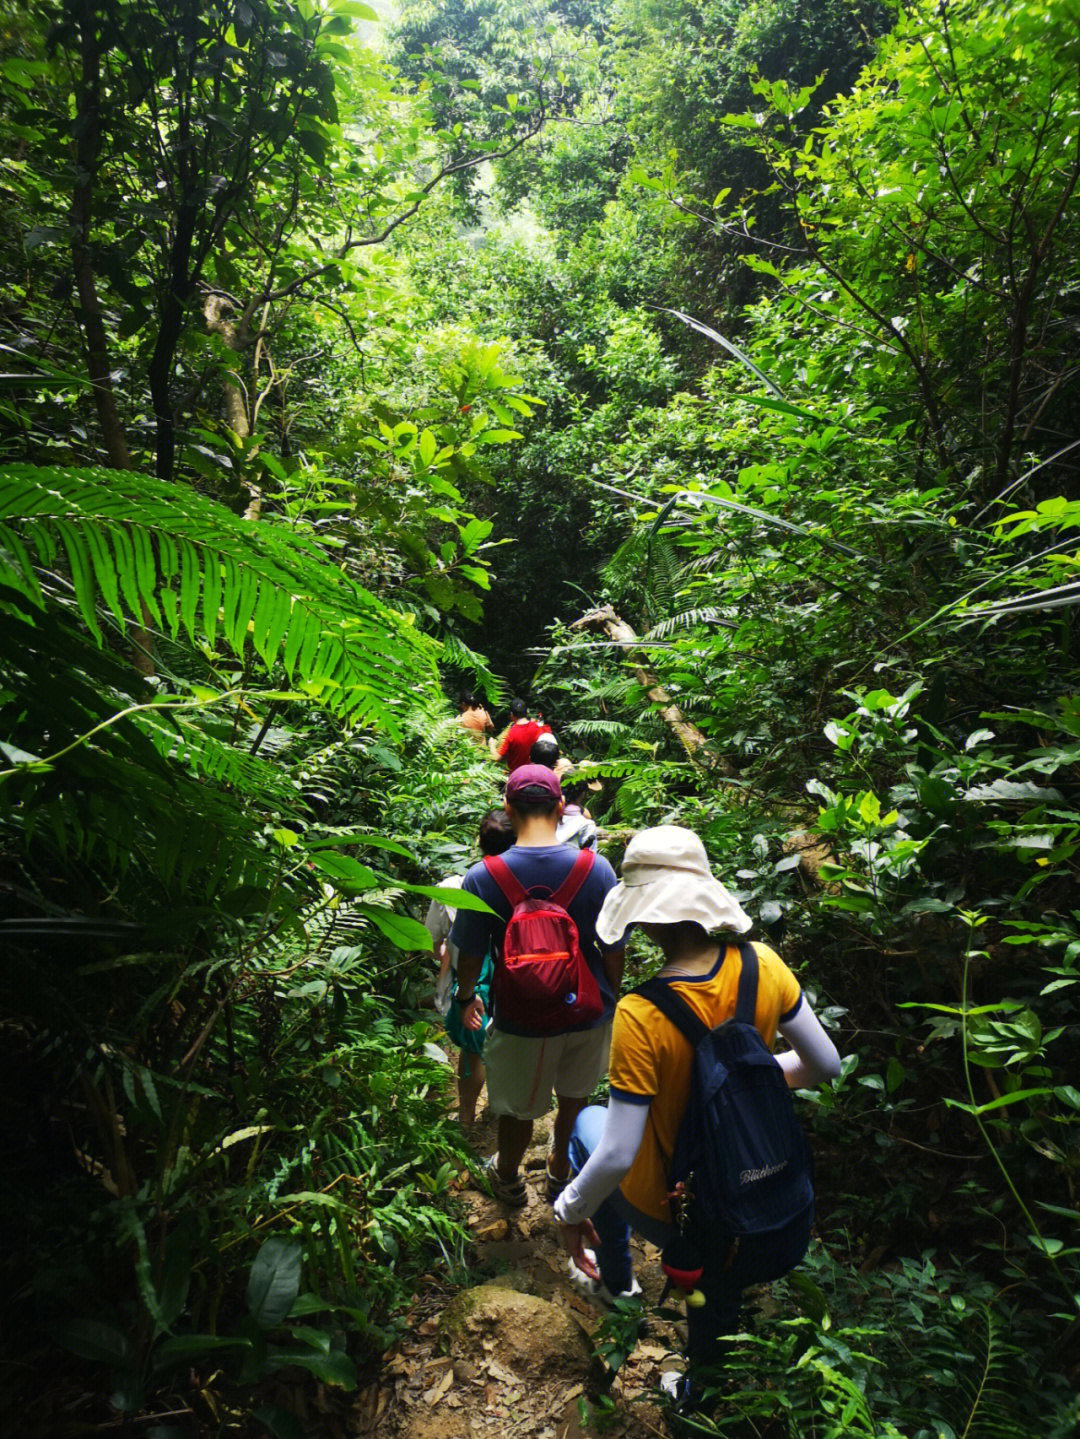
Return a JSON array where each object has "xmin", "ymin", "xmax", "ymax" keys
[
  {"xmin": 485, "ymin": 1357, "xmax": 521, "ymax": 1385},
  {"xmin": 423, "ymin": 1367, "xmax": 455, "ymax": 1405}
]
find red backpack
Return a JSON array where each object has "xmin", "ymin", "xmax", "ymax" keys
[{"xmin": 483, "ymin": 849, "xmax": 604, "ymax": 1035}]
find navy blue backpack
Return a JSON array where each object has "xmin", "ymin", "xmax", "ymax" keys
[{"xmin": 635, "ymin": 941, "xmax": 814, "ymax": 1285}]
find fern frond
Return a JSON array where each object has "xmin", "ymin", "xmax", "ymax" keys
[
  {"xmin": 602, "ymin": 529, "xmax": 649, "ymax": 588},
  {"xmin": 565, "ymin": 758, "xmax": 684, "ymax": 781},
  {"xmin": 642, "ymin": 531, "xmax": 680, "ymax": 618},
  {"xmin": 955, "ymin": 1305, "xmax": 1025, "ymax": 1439},
  {"xmin": 642, "ymin": 607, "xmax": 736, "ymax": 641},
  {"xmin": 602, "ymin": 528, "xmax": 682, "ymax": 619},
  {"xmin": 0, "ymin": 464, "xmax": 439, "ymax": 733},
  {"xmin": 1045, "ymin": 1390, "xmax": 1080, "ymax": 1439},
  {"xmin": 134, "ymin": 706, "xmax": 299, "ymax": 802},
  {"xmin": 439, "ymin": 630, "xmax": 506, "ymax": 706},
  {"xmin": 586, "ymin": 676, "xmax": 639, "ymax": 704},
  {"xmin": 562, "ymin": 718, "xmax": 631, "ymax": 739}
]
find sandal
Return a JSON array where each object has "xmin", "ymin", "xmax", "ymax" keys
[
  {"xmin": 545, "ymin": 1158, "xmax": 569, "ymax": 1203},
  {"xmin": 482, "ymin": 1155, "xmax": 527, "ymax": 1208}
]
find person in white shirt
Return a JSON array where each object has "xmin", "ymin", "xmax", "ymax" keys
[{"xmin": 423, "ymin": 809, "xmax": 514, "ymax": 1124}]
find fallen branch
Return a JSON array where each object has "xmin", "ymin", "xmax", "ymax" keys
[{"xmin": 570, "ymin": 606, "xmax": 732, "ymax": 774}]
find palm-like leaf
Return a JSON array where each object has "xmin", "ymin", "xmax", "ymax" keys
[
  {"xmin": 642, "ymin": 607, "xmax": 736, "ymax": 641},
  {"xmin": 0, "ymin": 464, "xmax": 438, "ymax": 732}
]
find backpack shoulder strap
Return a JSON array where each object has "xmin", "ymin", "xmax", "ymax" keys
[
  {"xmin": 550, "ymin": 846, "xmax": 595, "ymax": 909},
  {"xmin": 734, "ymin": 940, "xmax": 760, "ymax": 1026},
  {"xmin": 483, "ymin": 854, "xmax": 528, "ymax": 907},
  {"xmin": 633, "ymin": 978, "xmax": 709, "ymax": 1047}
]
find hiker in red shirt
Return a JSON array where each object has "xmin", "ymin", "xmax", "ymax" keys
[{"xmin": 495, "ymin": 698, "xmax": 552, "ymax": 774}]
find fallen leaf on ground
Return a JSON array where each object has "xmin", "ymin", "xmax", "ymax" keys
[
  {"xmin": 423, "ymin": 1367, "xmax": 455, "ymax": 1405},
  {"xmin": 634, "ymin": 1343, "xmax": 673, "ymax": 1362},
  {"xmin": 475, "ymin": 1219, "xmax": 510, "ymax": 1241},
  {"xmin": 485, "ymin": 1357, "xmax": 521, "ymax": 1385}
]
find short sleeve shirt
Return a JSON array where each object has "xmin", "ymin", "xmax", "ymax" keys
[
  {"xmin": 449, "ymin": 845, "xmax": 622, "ymax": 1034},
  {"xmin": 610, "ymin": 942, "xmax": 802, "ymax": 1222},
  {"xmin": 497, "ymin": 720, "xmax": 553, "ymax": 772},
  {"xmin": 423, "ymin": 873, "xmax": 463, "ymax": 967},
  {"xmin": 459, "ymin": 707, "xmax": 492, "ymax": 735}
]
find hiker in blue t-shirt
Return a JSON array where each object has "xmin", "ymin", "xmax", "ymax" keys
[{"xmin": 450, "ymin": 765, "xmax": 625, "ymax": 1207}]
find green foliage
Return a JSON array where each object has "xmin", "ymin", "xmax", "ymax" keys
[
  {"xmin": 0, "ymin": 462, "xmax": 438, "ymax": 726},
  {"xmin": 19, "ymin": 939, "xmax": 472, "ymax": 1416},
  {"xmin": 659, "ymin": 1245, "xmax": 1073, "ymax": 1438},
  {"xmin": 5, "ymin": 0, "xmax": 1080, "ymax": 1426}
]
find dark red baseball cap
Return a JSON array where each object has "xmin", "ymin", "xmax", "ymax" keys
[{"xmin": 505, "ymin": 764, "xmax": 563, "ymax": 803}]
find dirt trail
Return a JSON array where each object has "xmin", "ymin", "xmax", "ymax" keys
[{"xmin": 355, "ymin": 1104, "xmax": 680, "ymax": 1439}]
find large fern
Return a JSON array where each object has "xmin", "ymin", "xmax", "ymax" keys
[{"xmin": 0, "ymin": 464, "xmax": 438, "ymax": 732}]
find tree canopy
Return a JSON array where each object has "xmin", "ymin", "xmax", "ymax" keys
[{"xmin": 2, "ymin": 0, "xmax": 1078, "ymax": 1434}]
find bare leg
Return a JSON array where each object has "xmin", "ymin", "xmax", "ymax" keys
[
  {"xmin": 549, "ymin": 1094, "xmax": 589, "ymax": 1180},
  {"xmin": 457, "ymin": 1049, "xmax": 485, "ymax": 1126},
  {"xmin": 496, "ymin": 1114, "xmax": 533, "ymax": 1179}
]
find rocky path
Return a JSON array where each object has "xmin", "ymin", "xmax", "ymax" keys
[{"xmin": 354, "ymin": 1105, "xmax": 681, "ymax": 1439}]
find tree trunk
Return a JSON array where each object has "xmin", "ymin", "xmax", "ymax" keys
[
  {"xmin": 203, "ymin": 294, "xmax": 264, "ymax": 520},
  {"xmin": 570, "ymin": 605, "xmax": 730, "ymax": 772},
  {"xmin": 202, "ymin": 295, "xmax": 251, "ymax": 438},
  {"xmin": 70, "ymin": 1, "xmax": 154, "ymax": 677},
  {"xmin": 70, "ymin": 7, "xmax": 130, "ymax": 475}
]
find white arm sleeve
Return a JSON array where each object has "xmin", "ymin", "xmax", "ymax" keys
[
  {"xmin": 553, "ymin": 1096, "xmax": 649, "ymax": 1227},
  {"xmin": 775, "ymin": 999, "xmax": 842, "ymax": 1087}
]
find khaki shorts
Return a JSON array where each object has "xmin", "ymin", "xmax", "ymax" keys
[{"xmin": 484, "ymin": 1022, "xmax": 613, "ymax": 1121}]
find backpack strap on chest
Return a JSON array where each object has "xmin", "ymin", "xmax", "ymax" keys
[
  {"xmin": 633, "ymin": 977, "xmax": 709, "ymax": 1047},
  {"xmin": 483, "ymin": 853, "xmax": 528, "ymax": 906},
  {"xmin": 483, "ymin": 847, "xmax": 595, "ymax": 911},
  {"xmin": 734, "ymin": 940, "xmax": 760, "ymax": 1025},
  {"xmin": 550, "ymin": 846, "xmax": 595, "ymax": 908},
  {"xmin": 633, "ymin": 939, "xmax": 761, "ymax": 1042}
]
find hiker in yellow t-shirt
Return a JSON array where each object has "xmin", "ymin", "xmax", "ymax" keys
[{"xmin": 552, "ymin": 826, "xmax": 841, "ymax": 1417}]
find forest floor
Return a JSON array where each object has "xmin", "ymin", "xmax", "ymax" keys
[{"xmin": 352, "ymin": 1099, "xmax": 679, "ymax": 1439}]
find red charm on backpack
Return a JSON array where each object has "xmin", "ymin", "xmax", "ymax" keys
[{"xmin": 483, "ymin": 849, "xmax": 604, "ymax": 1035}]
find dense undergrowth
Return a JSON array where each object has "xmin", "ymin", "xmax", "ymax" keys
[{"xmin": 2, "ymin": 0, "xmax": 1079, "ymax": 1435}]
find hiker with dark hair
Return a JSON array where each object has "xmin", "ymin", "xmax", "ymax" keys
[
  {"xmin": 529, "ymin": 732, "xmax": 560, "ymax": 769},
  {"xmin": 450, "ymin": 765, "xmax": 625, "ymax": 1206},
  {"xmin": 424, "ymin": 809, "xmax": 514, "ymax": 1125},
  {"xmin": 458, "ymin": 691, "xmax": 493, "ymax": 745},
  {"xmin": 552, "ymin": 826, "xmax": 841, "ymax": 1416},
  {"xmin": 494, "ymin": 698, "xmax": 552, "ymax": 774}
]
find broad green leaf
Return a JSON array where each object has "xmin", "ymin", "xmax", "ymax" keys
[
  {"xmin": 155, "ymin": 1334, "xmax": 254, "ymax": 1367},
  {"xmin": 400, "ymin": 883, "xmax": 494, "ymax": 912},
  {"xmin": 356, "ymin": 904, "xmax": 433, "ymax": 950},
  {"xmin": 308, "ymin": 852, "xmax": 380, "ymax": 889},
  {"xmin": 944, "ymin": 1087, "xmax": 1053, "ymax": 1115},
  {"xmin": 61, "ymin": 1318, "xmax": 133, "ymax": 1367},
  {"xmin": 247, "ymin": 1238, "xmax": 303, "ymax": 1328},
  {"xmin": 265, "ymin": 1345, "xmax": 357, "ymax": 1388}
]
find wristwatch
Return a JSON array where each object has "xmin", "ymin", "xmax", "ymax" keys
[{"xmin": 455, "ymin": 991, "xmax": 476, "ymax": 1006}]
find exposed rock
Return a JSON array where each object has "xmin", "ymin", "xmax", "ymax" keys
[
  {"xmin": 472, "ymin": 1219, "xmax": 509, "ymax": 1242},
  {"xmin": 783, "ymin": 829, "xmax": 835, "ymax": 882},
  {"xmin": 438, "ymin": 1283, "xmax": 592, "ymax": 1379}
]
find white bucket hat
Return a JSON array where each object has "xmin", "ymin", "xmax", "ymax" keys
[{"xmin": 596, "ymin": 825, "xmax": 752, "ymax": 945}]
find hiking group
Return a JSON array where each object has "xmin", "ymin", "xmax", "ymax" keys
[{"xmin": 428, "ymin": 697, "xmax": 842, "ymax": 1421}]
